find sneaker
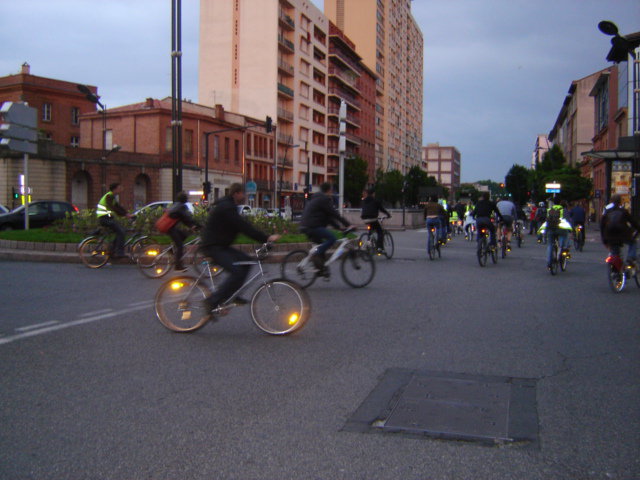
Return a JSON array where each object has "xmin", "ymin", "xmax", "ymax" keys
[{"xmin": 376, "ymin": 248, "xmax": 384, "ymax": 254}]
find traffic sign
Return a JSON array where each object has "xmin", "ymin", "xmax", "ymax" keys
[
  {"xmin": 545, "ymin": 182, "xmax": 561, "ymax": 194},
  {"xmin": 0, "ymin": 102, "xmax": 38, "ymax": 154}
]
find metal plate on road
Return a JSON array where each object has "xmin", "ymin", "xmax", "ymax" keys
[{"xmin": 343, "ymin": 369, "xmax": 538, "ymax": 446}]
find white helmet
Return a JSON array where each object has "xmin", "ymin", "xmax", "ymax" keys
[{"xmin": 538, "ymin": 202, "xmax": 545, "ymax": 207}]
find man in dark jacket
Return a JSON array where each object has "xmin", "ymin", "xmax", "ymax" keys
[
  {"xmin": 471, "ymin": 192, "xmax": 504, "ymax": 248},
  {"xmin": 360, "ymin": 187, "xmax": 391, "ymax": 252},
  {"xmin": 301, "ymin": 182, "xmax": 351, "ymax": 271},
  {"xmin": 600, "ymin": 194, "xmax": 639, "ymax": 266},
  {"xmin": 200, "ymin": 183, "xmax": 279, "ymax": 310},
  {"xmin": 167, "ymin": 191, "xmax": 198, "ymax": 271}
]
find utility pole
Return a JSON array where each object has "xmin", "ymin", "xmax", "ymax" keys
[{"xmin": 338, "ymin": 100, "xmax": 346, "ymax": 216}]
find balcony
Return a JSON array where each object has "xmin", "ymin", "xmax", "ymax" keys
[
  {"xmin": 277, "ymin": 83, "xmax": 294, "ymax": 98},
  {"xmin": 277, "ymin": 107, "xmax": 294, "ymax": 122},
  {"xmin": 277, "ymin": 132, "xmax": 294, "ymax": 145},
  {"xmin": 278, "ymin": 58, "xmax": 294, "ymax": 76},
  {"xmin": 278, "ymin": 34, "xmax": 295, "ymax": 53},
  {"xmin": 328, "ymin": 67, "xmax": 360, "ymax": 91},
  {"xmin": 278, "ymin": 9, "xmax": 295, "ymax": 30},
  {"xmin": 328, "ymin": 47, "xmax": 361, "ymax": 74},
  {"xmin": 328, "ymin": 87, "xmax": 361, "ymax": 109}
]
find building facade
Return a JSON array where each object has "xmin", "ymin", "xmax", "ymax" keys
[
  {"xmin": 548, "ymin": 70, "xmax": 606, "ymax": 168},
  {"xmin": 531, "ymin": 134, "xmax": 550, "ymax": 169},
  {"xmin": 324, "ymin": 0, "xmax": 423, "ymax": 174},
  {"xmin": 421, "ymin": 143, "xmax": 461, "ymax": 198},
  {"xmin": 0, "ymin": 63, "xmax": 98, "ymax": 149}
]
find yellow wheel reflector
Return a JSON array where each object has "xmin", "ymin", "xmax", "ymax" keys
[
  {"xmin": 181, "ymin": 311, "xmax": 192, "ymax": 320},
  {"xmin": 288, "ymin": 313, "xmax": 299, "ymax": 325},
  {"xmin": 170, "ymin": 281, "xmax": 184, "ymax": 290},
  {"xmin": 147, "ymin": 250, "xmax": 159, "ymax": 256}
]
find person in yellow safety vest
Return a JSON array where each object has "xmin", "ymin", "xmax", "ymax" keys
[
  {"xmin": 449, "ymin": 209, "xmax": 459, "ymax": 235},
  {"xmin": 537, "ymin": 203, "xmax": 572, "ymax": 270},
  {"xmin": 96, "ymin": 182, "xmax": 132, "ymax": 258}
]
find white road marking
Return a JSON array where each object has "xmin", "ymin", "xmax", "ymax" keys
[
  {"xmin": 0, "ymin": 302, "xmax": 155, "ymax": 346},
  {"xmin": 15, "ymin": 321, "xmax": 59, "ymax": 332},
  {"xmin": 78, "ymin": 308, "xmax": 113, "ymax": 318}
]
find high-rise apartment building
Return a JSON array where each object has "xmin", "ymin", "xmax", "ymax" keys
[
  {"xmin": 324, "ymin": 0, "xmax": 423, "ymax": 174},
  {"xmin": 422, "ymin": 143, "xmax": 461, "ymax": 198},
  {"xmin": 199, "ymin": 0, "xmax": 331, "ymax": 208}
]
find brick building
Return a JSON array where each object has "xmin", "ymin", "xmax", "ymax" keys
[{"xmin": 421, "ymin": 143, "xmax": 461, "ymax": 199}]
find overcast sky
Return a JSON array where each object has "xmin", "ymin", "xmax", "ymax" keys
[{"xmin": 1, "ymin": 1, "xmax": 638, "ymax": 182}]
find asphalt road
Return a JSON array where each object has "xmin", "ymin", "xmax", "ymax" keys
[{"xmin": 0, "ymin": 229, "xmax": 638, "ymax": 480}]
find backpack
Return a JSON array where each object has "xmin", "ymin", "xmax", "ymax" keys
[
  {"xmin": 603, "ymin": 209, "xmax": 627, "ymax": 237},
  {"xmin": 546, "ymin": 208, "xmax": 561, "ymax": 229},
  {"xmin": 155, "ymin": 210, "xmax": 179, "ymax": 233}
]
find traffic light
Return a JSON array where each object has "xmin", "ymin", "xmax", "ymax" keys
[
  {"xmin": 203, "ymin": 181, "xmax": 212, "ymax": 195},
  {"xmin": 499, "ymin": 183, "xmax": 505, "ymax": 188},
  {"xmin": 265, "ymin": 116, "xmax": 272, "ymax": 133},
  {"xmin": 303, "ymin": 187, "xmax": 309, "ymax": 199},
  {"xmin": 12, "ymin": 187, "xmax": 18, "ymax": 200}
]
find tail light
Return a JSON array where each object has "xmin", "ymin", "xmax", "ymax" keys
[
  {"xmin": 367, "ymin": 224, "xmax": 371, "ymax": 231},
  {"xmin": 72, "ymin": 204, "xmax": 80, "ymax": 213},
  {"xmin": 480, "ymin": 228, "xmax": 487, "ymax": 234}
]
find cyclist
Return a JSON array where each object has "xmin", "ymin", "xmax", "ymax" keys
[
  {"xmin": 200, "ymin": 183, "xmax": 280, "ymax": 312},
  {"xmin": 471, "ymin": 192, "xmax": 504, "ymax": 250},
  {"xmin": 537, "ymin": 203, "xmax": 572, "ymax": 270},
  {"xmin": 167, "ymin": 191, "xmax": 199, "ymax": 272},
  {"xmin": 423, "ymin": 195, "xmax": 447, "ymax": 250},
  {"xmin": 600, "ymin": 194, "xmax": 639, "ymax": 268},
  {"xmin": 463, "ymin": 205, "xmax": 476, "ymax": 239},
  {"xmin": 301, "ymin": 182, "xmax": 351, "ymax": 273},
  {"xmin": 360, "ymin": 187, "xmax": 391, "ymax": 253},
  {"xmin": 96, "ymin": 182, "xmax": 133, "ymax": 258},
  {"xmin": 534, "ymin": 202, "xmax": 547, "ymax": 243},
  {"xmin": 496, "ymin": 196, "xmax": 518, "ymax": 251},
  {"xmin": 569, "ymin": 201, "xmax": 586, "ymax": 245}
]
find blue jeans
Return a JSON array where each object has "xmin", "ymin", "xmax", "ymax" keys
[
  {"xmin": 426, "ymin": 218, "xmax": 441, "ymax": 249},
  {"xmin": 305, "ymin": 226, "xmax": 337, "ymax": 257},
  {"xmin": 546, "ymin": 229, "xmax": 569, "ymax": 266}
]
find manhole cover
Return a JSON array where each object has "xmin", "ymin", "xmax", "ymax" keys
[{"xmin": 343, "ymin": 369, "xmax": 538, "ymax": 445}]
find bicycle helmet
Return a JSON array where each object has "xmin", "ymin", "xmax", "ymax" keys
[{"xmin": 538, "ymin": 202, "xmax": 545, "ymax": 207}]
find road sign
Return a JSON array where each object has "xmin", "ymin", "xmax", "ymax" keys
[
  {"xmin": 246, "ymin": 181, "xmax": 257, "ymax": 194},
  {"xmin": 0, "ymin": 102, "xmax": 38, "ymax": 154},
  {"xmin": 545, "ymin": 182, "xmax": 561, "ymax": 194}
]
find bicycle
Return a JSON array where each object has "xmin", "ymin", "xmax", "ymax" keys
[
  {"xmin": 426, "ymin": 224, "xmax": 441, "ymax": 261},
  {"xmin": 513, "ymin": 220, "xmax": 524, "ymax": 248},
  {"xmin": 605, "ymin": 246, "xmax": 639, "ymax": 293},
  {"xmin": 78, "ymin": 226, "xmax": 150, "ymax": 268},
  {"xmin": 548, "ymin": 236, "xmax": 569, "ymax": 276},
  {"xmin": 137, "ymin": 236, "xmax": 223, "ymax": 279},
  {"xmin": 477, "ymin": 226, "xmax": 498, "ymax": 267},
  {"xmin": 154, "ymin": 243, "xmax": 310, "ymax": 335},
  {"xmin": 498, "ymin": 223, "xmax": 510, "ymax": 259},
  {"xmin": 281, "ymin": 226, "xmax": 375, "ymax": 289},
  {"xmin": 358, "ymin": 217, "xmax": 394, "ymax": 259},
  {"xmin": 572, "ymin": 224, "xmax": 585, "ymax": 252}
]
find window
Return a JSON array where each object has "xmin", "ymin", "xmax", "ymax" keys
[
  {"xmin": 595, "ymin": 83, "xmax": 609, "ymax": 132},
  {"xmin": 300, "ymin": 82, "xmax": 309, "ymax": 99},
  {"xmin": 246, "ymin": 133, "xmax": 252, "ymax": 155},
  {"xmin": 234, "ymin": 139, "xmax": 240, "ymax": 165},
  {"xmin": 214, "ymin": 135, "xmax": 220, "ymax": 162},
  {"xmin": 42, "ymin": 103, "xmax": 52, "ymax": 122},
  {"xmin": 184, "ymin": 129, "xmax": 193, "ymax": 156},
  {"xmin": 224, "ymin": 137, "xmax": 230, "ymax": 162},
  {"xmin": 166, "ymin": 127, "xmax": 173, "ymax": 151},
  {"xmin": 299, "ymin": 104, "xmax": 309, "ymax": 120},
  {"xmin": 70, "ymin": 136, "xmax": 79, "ymax": 147},
  {"xmin": 71, "ymin": 107, "xmax": 80, "ymax": 125}
]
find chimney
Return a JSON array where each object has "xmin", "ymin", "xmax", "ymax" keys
[
  {"xmin": 145, "ymin": 98, "xmax": 154, "ymax": 108},
  {"xmin": 21, "ymin": 62, "xmax": 30, "ymax": 74},
  {"xmin": 215, "ymin": 104, "xmax": 224, "ymax": 120}
]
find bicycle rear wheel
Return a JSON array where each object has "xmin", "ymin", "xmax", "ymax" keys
[
  {"xmin": 281, "ymin": 249, "xmax": 317, "ymax": 289},
  {"xmin": 560, "ymin": 250, "xmax": 568, "ymax": 272},
  {"xmin": 251, "ymin": 279, "xmax": 311, "ymax": 335},
  {"xmin": 383, "ymin": 231, "xmax": 394, "ymax": 259},
  {"xmin": 155, "ymin": 276, "xmax": 212, "ymax": 332},
  {"xmin": 608, "ymin": 264, "xmax": 625, "ymax": 292},
  {"xmin": 191, "ymin": 249, "xmax": 224, "ymax": 278},
  {"xmin": 129, "ymin": 235, "xmax": 151, "ymax": 261},
  {"xmin": 491, "ymin": 244, "xmax": 498, "ymax": 264},
  {"xmin": 340, "ymin": 249, "xmax": 375, "ymax": 288},
  {"xmin": 138, "ymin": 244, "xmax": 174, "ymax": 278},
  {"xmin": 358, "ymin": 232, "xmax": 375, "ymax": 256},
  {"xmin": 549, "ymin": 244, "xmax": 558, "ymax": 275},
  {"xmin": 477, "ymin": 238, "xmax": 487, "ymax": 267},
  {"xmin": 79, "ymin": 236, "xmax": 110, "ymax": 268}
]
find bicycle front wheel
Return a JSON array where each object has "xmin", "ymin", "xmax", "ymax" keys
[
  {"xmin": 129, "ymin": 235, "xmax": 151, "ymax": 261},
  {"xmin": 549, "ymin": 244, "xmax": 558, "ymax": 275},
  {"xmin": 251, "ymin": 279, "xmax": 311, "ymax": 335},
  {"xmin": 560, "ymin": 251, "xmax": 568, "ymax": 272},
  {"xmin": 138, "ymin": 244, "xmax": 174, "ymax": 278},
  {"xmin": 155, "ymin": 276, "xmax": 212, "ymax": 332},
  {"xmin": 340, "ymin": 249, "xmax": 375, "ymax": 288},
  {"xmin": 79, "ymin": 236, "xmax": 110, "ymax": 268},
  {"xmin": 383, "ymin": 231, "xmax": 394, "ymax": 259},
  {"xmin": 281, "ymin": 249, "xmax": 317, "ymax": 289}
]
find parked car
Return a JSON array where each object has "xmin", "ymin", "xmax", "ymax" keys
[
  {"xmin": 134, "ymin": 201, "xmax": 193, "ymax": 216},
  {"xmin": 0, "ymin": 201, "xmax": 79, "ymax": 230},
  {"xmin": 237, "ymin": 204, "xmax": 253, "ymax": 215},
  {"xmin": 253, "ymin": 207, "xmax": 268, "ymax": 216},
  {"xmin": 266, "ymin": 208, "xmax": 280, "ymax": 218}
]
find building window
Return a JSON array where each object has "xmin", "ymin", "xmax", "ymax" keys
[
  {"xmin": 166, "ymin": 127, "xmax": 172, "ymax": 151},
  {"xmin": 184, "ymin": 129, "xmax": 193, "ymax": 156},
  {"xmin": 246, "ymin": 133, "xmax": 252, "ymax": 155},
  {"xmin": 71, "ymin": 107, "xmax": 80, "ymax": 125},
  {"xmin": 234, "ymin": 139, "xmax": 240, "ymax": 165},
  {"xmin": 224, "ymin": 137, "xmax": 230, "ymax": 162},
  {"xmin": 70, "ymin": 136, "xmax": 79, "ymax": 147},
  {"xmin": 214, "ymin": 135, "xmax": 220, "ymax": 162},
  {"xmin": 595, "ymin": 84, "xmax": 609, "ymax": 132},
  {"xmin": 42, "ymin": 103, "xmax": 52, "ymax": 122}
]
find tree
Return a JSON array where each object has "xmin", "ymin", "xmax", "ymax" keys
[
  {"xmin": 538, "ymin": 144, "xmax": 566, "ymax": 172},
  {"xmin": 504, "ymin": 164, "xmax": 531, "ymax": 205},
  {"xmin": 456, "ymin": 183, "xmax": 481, "ymax": 203},
  {"xmin": 342, "ymin": 155, "xmax": 369, "ymax": 207},
  {"xmin": 404, "ymin": 165, "xmax": 433, "ymax": 206},
  {"xmin": 374, "ymin": 169, "xmax": 404, "ymax": 206}
]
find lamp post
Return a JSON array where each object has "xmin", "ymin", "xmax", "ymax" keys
[
  {"xmin": 276, "ymin": 142, "xmax": 299, "ymax": 217},
  {"xmin": 77, "ymin": 84, "xmax": 110, "ymax": 193}
]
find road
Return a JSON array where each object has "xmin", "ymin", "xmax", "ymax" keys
[{"xmin": 0, "ymin": 229, "xmax": 638, "ymax": 480}]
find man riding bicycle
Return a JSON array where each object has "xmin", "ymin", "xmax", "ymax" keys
[
  {"xmin": 360, "ymin": 187, "xmax": 391, "ymax": 253},
  {"xmin": 423, "ymin": 195, "xmax": 447, "ymax": 248},
  {"xmin": 301, "ymin": 182, "xmax": 351, "ymax": 273},
  {"xmin": 600, "ymin": 194, "xmax": 639, "ymax": 268},
  {"xmin": 471, "ymin": 192, "xmax": 504, "ymax": 249},
  {"xmin": 200, "ymin": 183, "xmax": 279, "ymax": 312},
  {"xmin": 537, "ymin": 203, "xmax": 572, "ymax": 270},
  {"xmin": 569, "ymin": 201, "xmax": 587, "ymax": 244},
  {"xmin": 96, "ymin": 182, "xmax": 133, "ymax": 258},
  {"xmin": 496, "ymin": 196, "xmax": 518, "ymax": 250}
]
